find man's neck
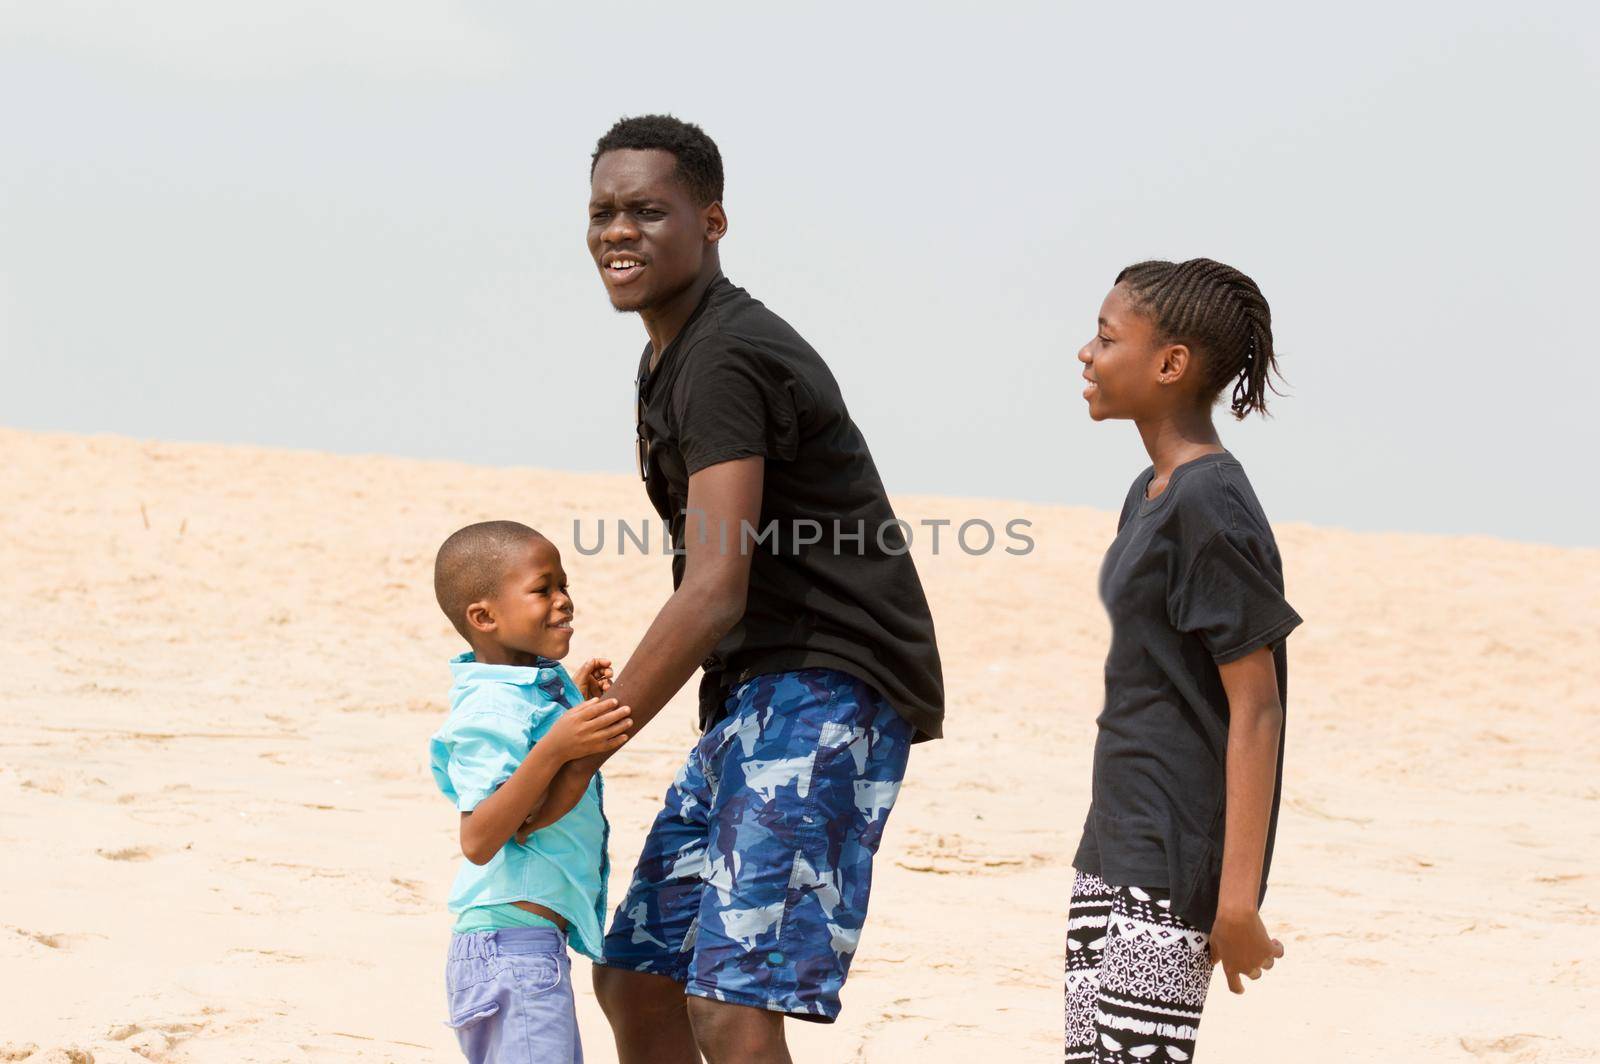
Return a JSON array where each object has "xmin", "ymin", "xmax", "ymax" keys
[{"xmin": 641, "ymin": 264, "xmax": 721, "ymax": 369}]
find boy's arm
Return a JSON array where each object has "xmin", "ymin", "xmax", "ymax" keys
[
  {"xmin": 460, "ymin": 737, "xmax": 567, "ymax": 865},
  {"xmin": 523, "ymin": 457, "xmax": 764, "ymax": 831},
  {"xmin": 458, "ymin": 697, "xmax": 630, "ymax": 864},
  {"xmin": 1208, "ymin": 646, "xmax": 1287, "ymax": 993}
]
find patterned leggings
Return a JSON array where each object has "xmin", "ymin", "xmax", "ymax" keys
[{"xmin": 1064, "ymin": 870, "xmax": 1213, "ymax": 1063}]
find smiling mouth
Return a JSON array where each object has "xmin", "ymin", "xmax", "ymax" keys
[
  {"xmin": 604, "ymin": 257, "xmax": 646, "ymax": 283},
  {"xmin": 549, "ymin": 619, "xmax": 573, "ymax": 631}
]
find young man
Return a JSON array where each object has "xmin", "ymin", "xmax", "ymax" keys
[{"xmin": 534, "ymin": 114, "xmax": 945, "ymax": 1062}]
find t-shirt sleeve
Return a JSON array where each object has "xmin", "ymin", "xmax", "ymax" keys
[
  {"xmin": 1168, "ymin": 528, "xmax": 1303, "ymax": 664},
  {"xmin": 439, "ymin": 709, "xmax": 532, "ymax": 813},
  {"xmin": 670, "ymin": 337, "xmax": 802, "ymax": 475}
]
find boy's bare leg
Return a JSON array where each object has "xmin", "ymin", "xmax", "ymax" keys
[
  {"xmin": 687, "ymin": 997, "xmax": 790, "ymax": 1064},
  {"xmin": 594, "ymin": 966, "xmax": 701, "ymax": 1064}
]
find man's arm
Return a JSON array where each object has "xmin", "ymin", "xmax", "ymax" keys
[
  {"xmin": 524, "ymin": 456, "xmax": 764, "ymax": 831},
  {"xmin": 1208, "ymin": 646, "xmax": 1287, "ymax": 993}
]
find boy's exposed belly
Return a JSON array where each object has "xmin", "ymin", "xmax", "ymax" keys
[{"xmin": 512, "ymin": 899, "xmax": 568, "ymax": 930}]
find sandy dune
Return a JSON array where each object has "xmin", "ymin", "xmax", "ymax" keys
[{"xmin": 1, "ymin": 426, "xmax": 1596, "ymax": 1062}]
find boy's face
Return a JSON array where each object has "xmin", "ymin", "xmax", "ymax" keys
[{"xmin": 469, "ymin": 537, "xmax": 575, "ymax": 661}]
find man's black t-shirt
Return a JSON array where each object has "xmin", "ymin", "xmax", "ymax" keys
[
  {"xmin": 1073, "ymin": 451, "xmax": 1301, "ymax": 931},
  {"xmin": 635, "ymin": 274, "xmax": 945, "ymax": 740}
]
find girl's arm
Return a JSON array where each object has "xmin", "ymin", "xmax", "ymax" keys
[
  {"xmin": 1210, "ymin": 645, "xmax": 1287, "ymax": 993},
  {"xmin": 459, "ymin": 697, "xmax": 631, "ymax": 865}
]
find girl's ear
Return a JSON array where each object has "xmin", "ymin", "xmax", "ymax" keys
[
  {"xmin": 1158, "ymin": 343, "xmax": 1192, "ymax": 385},
  {"xmin": 465, "ymin": 600, "xmax": 496, "ymax": 633}
]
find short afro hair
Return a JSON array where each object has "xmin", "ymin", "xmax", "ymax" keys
[
  {"xmin": 591, "ymin": 114, "xmax": 724, "ymax": 206},
  {"xmin": 433, "ymin": 520, "xmax": 548, "ymax": 641}
]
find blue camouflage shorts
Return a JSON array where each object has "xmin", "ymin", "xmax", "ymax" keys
[{"xmin": 599, "ymin": 668, "xmax": 913, "ymax": 1022}]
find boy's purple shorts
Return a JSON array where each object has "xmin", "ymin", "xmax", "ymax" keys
[{"xmin": 445, "ymin": 926, "xmax": 582, "ymax": 1063}]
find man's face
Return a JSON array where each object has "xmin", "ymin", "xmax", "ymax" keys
[{"xmin": 587, "ymin": 148, "xmax": 716, "ymax": 314}]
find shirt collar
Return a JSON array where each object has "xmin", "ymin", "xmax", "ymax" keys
[
  {"xmin": 639, "ymin": 271, "xmax": 728, "ymax": 389},
  {"xmin": 449, "ymin": 650, "xmax": 564, "ymax": 684}
]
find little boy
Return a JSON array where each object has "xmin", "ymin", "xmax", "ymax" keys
[{"xmin": 427, "ymin": 520, "xmax": 632, "ymax": 1063}]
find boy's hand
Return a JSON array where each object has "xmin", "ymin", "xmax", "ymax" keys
[
  {"xmin": 572, "ymin": 657, "xmax": 614, "ymax": 700},
  {"xmin": 542, "ymin": 696, "xmax": 632, "ymax": 765},
  {"xmin": 1208, "ymin": 906, "xmax": 1284, "ymax": 994}
]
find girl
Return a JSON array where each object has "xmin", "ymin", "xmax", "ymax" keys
[{"xmin": 1067, "ymin": 259, "xmax": 1301, "ymax": 1062}]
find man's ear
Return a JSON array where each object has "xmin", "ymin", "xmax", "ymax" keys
[
  {"xmin": 1158, "ymin": 343, "xmax": 1192, "ymax": 385},
  {"xmin": 704, "ymin": 202, "xmax": 728, "ymax": 245},
  {"xmin": 464, "ymin": 600, "xmax": 496, "ymax": 634}
]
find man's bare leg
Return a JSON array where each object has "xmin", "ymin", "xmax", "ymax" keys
[
  {"xmin": 686, "ymin": 996, "xmax": 791, "ymax": 1064},
  {"xmin": 594, "ymin": 966, "xmax": 702, "ymax": 1064}
]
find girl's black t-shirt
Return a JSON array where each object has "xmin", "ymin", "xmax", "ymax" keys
[
  {"xmin": 1073, "ymin": 451, "xmax": 1301, "ymax": 931},
  {"xmin": 635, "ymin": 274, "xmax": 945, "ymax": 740}
]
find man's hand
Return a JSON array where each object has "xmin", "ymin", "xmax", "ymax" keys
[
  {"xmin": 541, "ymin": 697, "xmax": 632, "ymax": 763},
  {"xmin": 514, "ymin": 761, "xmax": 590, "ymax": 843},
  {"xmin": 1209, "ymin": 906, "xmax": 1284, "ymax": 994},
  {"xmin": 572, "ymin": 657, "xmax": 614, "ymax": 700}
]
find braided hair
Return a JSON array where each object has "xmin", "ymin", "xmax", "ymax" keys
[{"xmin": 1115, "ymin": 258, "xmax": 1282, "ymax": 419}]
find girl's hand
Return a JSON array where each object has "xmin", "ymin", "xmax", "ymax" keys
[
  {"xmin": 541, "ymin": 696, "xmax": 632, "ymax": 764},
  {"xmin": 572, "ymin": 657, "xmax": 614, "ymax": 700},
  {"xmin": 1208, "ymin": 907, "xmax": 1284, "ymax": 994}
]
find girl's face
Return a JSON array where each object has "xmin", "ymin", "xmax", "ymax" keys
[{"xmin": 1077, "ymin": 284, "xmax": 1168, "ymax": 422}]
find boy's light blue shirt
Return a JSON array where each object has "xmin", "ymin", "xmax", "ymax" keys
[{"xmin": 428, "ymin": 651, "xmax": 609, "ymax": 961}]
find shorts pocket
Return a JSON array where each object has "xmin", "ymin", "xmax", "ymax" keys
[
  {"xmin": 509, "ymin": 952, "xmax": 562, "ymax": 996},
  {"xmin": 445, "ymin": 997, "xmax": 500, "ymax": 1031}
]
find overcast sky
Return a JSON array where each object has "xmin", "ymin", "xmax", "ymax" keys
[{"xmin": 3, "ymin": 1, "xmax": 1596, "ymax": 546}]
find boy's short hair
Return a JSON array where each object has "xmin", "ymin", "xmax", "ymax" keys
[
  {"xmin": 590, "ymin": 114, "xmax": 723, "ymax": 205},
  {"xmin": 434, "ymin": 521, "xmax": 546, "ymax": 640}
]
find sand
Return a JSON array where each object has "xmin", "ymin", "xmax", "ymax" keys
[{"xmin": 1, "ymin": 425, "xmax": 1596, "ymax": 1063}]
